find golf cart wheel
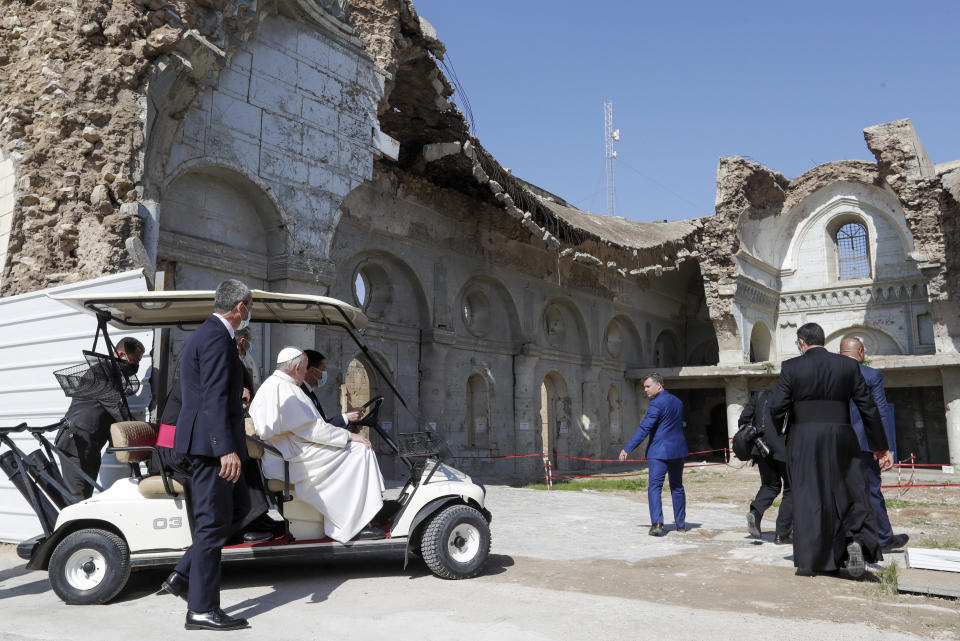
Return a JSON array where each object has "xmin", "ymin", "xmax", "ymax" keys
[
  {"xmin": 421, "ymin": 504, "xmax": 490, "ymax": 579},
  {"xmin": 48, "ymin": 528, "xmax": 131, "ymax": 604}
]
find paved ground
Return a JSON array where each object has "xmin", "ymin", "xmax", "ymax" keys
[{"xmin": 1, "ymin": 465, "xmax": 958, "ymax": 640}]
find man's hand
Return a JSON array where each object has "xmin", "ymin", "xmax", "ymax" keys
[
  {"xmin": 219, "ymin": 452, "xmax": 242, "ymax": 482},
  {"xmin": 874, "ymin": 449, "xmax": 893, "ymax": 472},
  {"xmin": 349, "ymin": 432, "xmax": 372, "ymax": 449},
  {"xmin": 344, "ymin": 408, "xmax": 365, "ymax": 423},
  {"xmin": 618, "ymin": 449, "xmax": 629, "ymax": 461},
  {"xmin": 241, "ymin": 388, "xmax": 252, "ymax": 407}
]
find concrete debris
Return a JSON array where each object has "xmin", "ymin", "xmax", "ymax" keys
[{"xmin": 422, "ymin": 141, "xmax": 461, "ymax": 162}]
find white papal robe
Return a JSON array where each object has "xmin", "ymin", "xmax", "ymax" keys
[{"xmin": 249, "ymin": 370, "xmax": 384, "ymax": 542}]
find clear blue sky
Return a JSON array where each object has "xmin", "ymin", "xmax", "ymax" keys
[{"xmin": 411, "ymin": 0, "xmax": 959, "ymax": 222}]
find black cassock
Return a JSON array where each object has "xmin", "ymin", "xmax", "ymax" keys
[{"xmin": 770, "ymin": 347, "xmax": 888, "ymax": 572}]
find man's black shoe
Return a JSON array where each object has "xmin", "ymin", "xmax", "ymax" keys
[
  {"xmin": 160, "ymin": 571, "xmax": 188, "ymax": 601},
  {"xmin": 242, "ymin": 530, "xmax": 273, "ymax": 543},
  {"xmin": 795, "ymin": 568, "xmax": 815, "ymax": 577},
  {"xmin": 774, "ymin": 535, "xmax": 792, "ymax": 545},
  {"xmin": 675, "ymin": 524, "xmax": 687, "ymax": 533},
  {"xmin": 843, "ymin": 540, "xmax": 865, "ymax": 578},
  {"xmin": 648, "ymin": 523, "xmax": 664, "ymax": 537},
  {"xmin": 746, "ymin": 511, "xmax": 762, "ymax": 539},
  {"xmin": 185, "ymin": 608, "xmax": 249, "ymax": 631},
  {"xmin": 880, "ymin": 533, "xmax": 909, "ymax": 552}
]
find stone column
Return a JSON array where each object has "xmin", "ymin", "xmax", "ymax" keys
[
  {"xmin": 942, "ymin": 367, "xmax": 960, "ymax": 465},
  {"xmin": 513, "ymin": 351, "xmax": 541, "ymax": 479},
  {"xmin": 724, "ymin": 376, "xmax": 750, "ymax": 461},
  {"xmin": 418, "ymin": 329, "xmax": 454, "ymax": 431},
  {"xmin": 580, "ymin": 366, "xmax": 602, "ymax": 470}
]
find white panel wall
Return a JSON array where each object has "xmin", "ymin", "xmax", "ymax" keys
[{"xmin": 0, "ymin": 270, "xmax": 151, "ymax": 542}]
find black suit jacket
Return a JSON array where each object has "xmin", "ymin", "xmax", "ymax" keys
[
  {"xmin": 300, "ymin": 383, "xmax": 346, "ymax": 428},
  {"xmin": 173, "ymin": 315, "xmax": 247, "ymax": 459},
  {"xmin": 770, "ymin": 347, "xmax": 887, "ymax": 452},
  {"xmin": 738, "ymin": 389, "xmax": 788, "ymax": 462}
]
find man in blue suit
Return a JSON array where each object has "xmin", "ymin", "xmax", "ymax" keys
[
  {"xmin": 839, "ymin": 336, "xmax": 908, "ymax": 552},
  {"xmin": 619, "ymin": 373, "xmax": 689, "ymax": 536},
  {"xmin": 162, "ymin": 279, "xmax": 253, "ymax": 631}
]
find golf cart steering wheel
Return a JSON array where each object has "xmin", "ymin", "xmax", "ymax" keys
[{"xmin": 352, "ymin": 395, "xmax": 384, "ymax": 429}]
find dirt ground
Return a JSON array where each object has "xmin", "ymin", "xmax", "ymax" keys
[
  {"xmin": 494, "ymin": 462, "xmax": 960, "ymax": 639},
  {"xmin": 1, "ymin": 462, "xmax": 959, "ymax": 640}
]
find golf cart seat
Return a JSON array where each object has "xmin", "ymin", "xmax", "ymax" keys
[
  {"xmin": 109, "ymin": 421, "xmax": 184, "ymax": 498},
  {"xmin": 244, "ymin": 419, "xmax": 327, "ymax": 539}
]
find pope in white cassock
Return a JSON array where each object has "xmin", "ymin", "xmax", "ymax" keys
[{"xmin": 249, "ymin": 346, "xmax": 385, "ymax": 542}]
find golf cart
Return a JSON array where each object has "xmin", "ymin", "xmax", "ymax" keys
[{"xmin": 4, "ymin": 289, "xmax": 491, "ymax": 604}]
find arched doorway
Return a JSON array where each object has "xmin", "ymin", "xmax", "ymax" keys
[
  {"xmin": 340, "ymin": 353, "xmax": 397, "ymax": 478},
  {"xmin": 156, "ymin": 166, "xmax": 286, "ymax": 394},
  {"xmin": 749, "ymin": 321, "xmax": 772, "ymax": 362},
  {"xmin": 654, "ymin": 331, "xmax": 681, "ymax": 367},
  {"xmin": 539, "ymin": 372, "xmax": 570, "ymax": 469}
]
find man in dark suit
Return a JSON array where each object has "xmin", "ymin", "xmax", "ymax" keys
[
  {"xmin": 619, "ymin": 373, "xmax": 689, "ymax": 536},
  {"xmin": 839, "ymin": 336, "xmax": 908, "ymax": 552},
  {"xmin": 162, "ymin": 279, "xmax": 252, "ymax": 631},
  {"xmin": 300, "ymin": 349, "xmax": 362, "ymax": 429},
  {"xmin": 770, "ymin": 323, "xmax": 891, "ymax": 578},
  {"xmin": 55, "ymin": 336, "xmax": 144, "ymax": 500},
  {"xmin": 739, "ymin": 388, "xmax": 793, "ymax": 544}
]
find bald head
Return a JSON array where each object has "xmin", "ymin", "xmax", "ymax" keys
[{"xmin": 839, "ymin": 336, "xmax": 865, "ymax": 362}]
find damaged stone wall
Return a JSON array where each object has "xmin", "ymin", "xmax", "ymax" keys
[
  {"xmin": 0, "ymin": 0, "xmax": 267, "ymax": 295},
  {"xmin": 697, "ymin": 119, "xmax": 955, "ymax": 361}
]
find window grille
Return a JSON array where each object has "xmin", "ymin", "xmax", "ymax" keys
[{"xmin": 837, "ymin": 222, "xmax": 870, "ymax": 280}]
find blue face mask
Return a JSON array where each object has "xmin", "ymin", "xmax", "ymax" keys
[
  {"xmin": 236, "ymin": 301, "xmax": 251, "ymax": 331},
  {"xmin": 318, "ymin": 370, "xmax": 328, "ymax": 387}
]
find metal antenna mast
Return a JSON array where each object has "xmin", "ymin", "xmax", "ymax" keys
[{"xmin": 603, "ymin": 101, "xmax": 620, "ymax": 217}]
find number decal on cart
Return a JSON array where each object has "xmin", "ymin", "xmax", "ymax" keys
[{"xmin": 153, "ymin": 517, "xmax": 183, "ymax": 529}]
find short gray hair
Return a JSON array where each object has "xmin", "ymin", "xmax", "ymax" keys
[
  {"xmin": 643, "ymin": 372, "xmax": 664, "ymax": 386},
  {"xmin": 277, "ymin": 353, "xmax": 306, "ymax": 375},
  {"xmin": 235, "ymin": 327, "xmax": 251, "ymax": 340},
  {"xmin": 213, "ymin": 279, "xmax": 251, "ymax": 313}
]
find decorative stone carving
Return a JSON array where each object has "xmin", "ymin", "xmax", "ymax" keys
[
  {"xmin": 544, "ymin": 305, "xmax": 566, "ymax": 347},
  {"xmin": 462, "ymin": 288, "xmax": 491, "ymax": 337},
  {"xmin": 605, "ymin": 319, "xmax": 623, "ymax": 358},
  {"xmin": 779, "ymin": 279, "xmax": 928, "ymax": 311}
]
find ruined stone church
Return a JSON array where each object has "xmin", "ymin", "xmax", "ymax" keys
[{"xmin": 1, "ymin": 0, "xmax": 959, "ymax": 477}]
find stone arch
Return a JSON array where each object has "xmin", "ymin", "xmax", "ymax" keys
[
  {"xmin": 825, "ymin": 325, "xmax": 904, "ymax": 356},
  {"xmin": 654, "ymin": 329, "xmax": 682, "ymax": 367},
  {"xmin": 541, "ymin": 297, "xmax": 590, "ymax": 356},
  {"xmin": 335, "ymin": 249, "xmax": 430, "ymax": 329},
  {"xmin": 0, "ymin": 147, "xmax": 15, "ymax": 290},
  {"xmin": 782, "ymin": 190, "xmax": 916, "ymax": 277},
  {"xmin": 455, "ymin": 275, "xmax": 521, "ymax": 344},
  {"xmin": 749, "ymin": 320, "xmax": 773, "ymax": 362},
  {"xmin": 156, "ymin": 163, "xmax": 287, "ymax": 395},
  {"xmin": 341, "ymin": 348, "xmax": 398, "ymax": 477},
  {"xmin": 539, "ymin": 370, "xmax": 571, "ymax": 468}
]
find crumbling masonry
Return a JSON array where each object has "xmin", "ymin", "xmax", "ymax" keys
[{"xmin": 1, "ymin": 0, "xmax": 959, "ymax": 474}]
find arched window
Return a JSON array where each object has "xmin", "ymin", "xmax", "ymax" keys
[{"xmin": 836, "ymin": 222, "xmax": 870, "ymax": 280}]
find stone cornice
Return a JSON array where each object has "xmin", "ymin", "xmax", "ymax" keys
[{"xmin": 779, "ymin": 278, "xmax": 929, "ymax": 312}]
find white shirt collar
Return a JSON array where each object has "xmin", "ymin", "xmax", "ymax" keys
[{"xmin": 213, "ymin": 313, "xmax": 235, "ymax": 339}]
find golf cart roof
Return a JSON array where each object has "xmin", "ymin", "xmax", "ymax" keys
[{"xmin": 47, "ymin": 289, "xmax": 368, "ymax": 331}]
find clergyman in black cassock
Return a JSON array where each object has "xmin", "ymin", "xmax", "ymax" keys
[{"xmin": 770, "ymin": 325, "xmax": 889, "ymax": 575}]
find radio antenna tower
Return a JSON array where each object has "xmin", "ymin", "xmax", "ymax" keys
[{"xmin": 603, "ymin": 101, "xmax": 620, "ymax": 217}]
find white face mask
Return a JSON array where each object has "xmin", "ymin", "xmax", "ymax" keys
[
  {"xmin": 318, "ymin": 370, "xmax": 328, "ymax": 387},
  {"xmin": 237, "ymin": 301, "xmax": 251, "ymax": 331}
]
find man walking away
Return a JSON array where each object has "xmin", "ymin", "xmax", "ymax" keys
[
  {"xmin": 619, "ymin": 373, "xmax": 689, "ymax": 536},
  {"xmin": 739, "ymin": 389, "xmax": 793, "ymax": 544},
  {"xmin": 770, "ymin": 323, "xmax": 890, "ymax": 578},
  {"xmin": 163, "ymin": 279, "xmax": 253, "ymax": 631},
  {"xmin": 838, "ymin": 336, "xmax": 907, "ymax": 552}
]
